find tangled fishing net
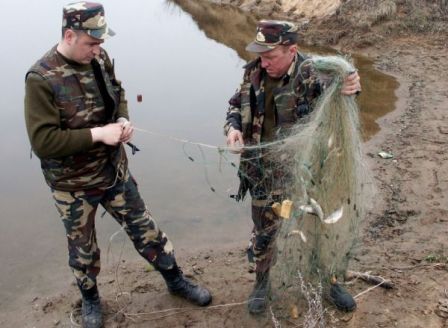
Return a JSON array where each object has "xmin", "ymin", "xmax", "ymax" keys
[
  {"xmin": 130, "ymin": 54, "xmax": 370, "ymax": 324},
  {"xmin": 250, "ymin": 55, "xmax": 372, "ymax": 319}
]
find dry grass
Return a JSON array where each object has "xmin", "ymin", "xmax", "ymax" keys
[
  {"xmin": 175, "ymin": 0, "xmax": 448, "ymax": 49},
  {"xmin": 327, "ymin": 0, "xmax": 448, "ymax": 45},
  {"xmin": 298, "ymin": 272, "xmax": 326, "ymax": 328},
  {"xmin": 370, "ymin": 0, "xmax": 397, "ymax": 25}
]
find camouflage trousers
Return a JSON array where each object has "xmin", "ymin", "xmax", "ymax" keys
[
  {"xmin": 247, "ymin": 197, "xmax": 283, "ymax": 274},
  {"xmin": 244, "ymin": 154, "xmax": 289, "ymax": 274},
  {"xmin": 51, "ymin": 170, "xmax": 174, "ymax": 291}
]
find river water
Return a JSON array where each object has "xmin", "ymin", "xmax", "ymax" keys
[{"xmin": 0, "ymin": 0, "xmax": 397, "ymax": 312}]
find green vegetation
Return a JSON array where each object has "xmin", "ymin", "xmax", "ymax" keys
[{"xmin": 424, "ymin": 251, "xmax": 448, "ymax": 264}]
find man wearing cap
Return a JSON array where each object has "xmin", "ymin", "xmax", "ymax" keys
[
  {"xmin": 24, "ymin": 2, "xmax": 211, "ymax": 327},
  {"xmin": 225, "ymin": 20, "xmax": 361, "ymax": 315}
]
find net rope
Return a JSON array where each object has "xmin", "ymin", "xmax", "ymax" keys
[{"xmin": 132, "ymin": 55, "xmax": 371, "ymax": 323}]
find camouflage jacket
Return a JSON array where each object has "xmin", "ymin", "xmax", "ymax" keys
[
  {"xmin": 26, "ymin": 46, "xmax": 128, "ymax": 191},
  {"xmin": 225, "ymin": 52, "xmax": 322, "ymax": 200}
]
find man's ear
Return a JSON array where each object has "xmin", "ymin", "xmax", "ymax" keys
[
  {"xmin": 64, "ymin": 29, "xmax": 76, "ymax": 45},
  {"xmin": 289, "ymin": 44, "xmax": 298, "ymax": 55}
]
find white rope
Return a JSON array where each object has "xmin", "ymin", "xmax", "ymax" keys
[
  {"xmin": 133, "ymin": 126, "xmax": 225, "ymax": 150},
  {"xmin": 133, "ymin": 126, "xmax": 287, "ymax": 152},
  {"xmin": 124, "ymin": 300, "xmax": 249, "ymax": 317},
  {"xmin": 353, "ymin": 280, "xmax": 386, "ymax": 299},
  {"xmin": 70, "ymin": 309, "xmax": 81, "ymax": 327}
]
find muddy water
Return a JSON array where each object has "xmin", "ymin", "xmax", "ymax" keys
[
  {"xmin": 171, "ymin": 0, "xmax": 399, "ymax": 139},
  {"xmin": 0, "ymin": 0, "xmax": 397, "ymax": 311},
  {"xmin": 355, "ymin": 55, "xmax": 399, "ymax": 138}
]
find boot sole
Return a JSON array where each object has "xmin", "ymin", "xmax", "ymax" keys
[{"xmin": 330, "ymin": 298, "xmax": 357, "ymax": 312}]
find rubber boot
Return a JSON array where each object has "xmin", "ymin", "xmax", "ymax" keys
[
  {"xmin": 159, "ymin": 265, "xmax": 212, "ymax": 306},
  {"xmin": 247, "ymin": 271, "xmax": 270, "ymax": 314},
  {"xmin": 79, "ymin": 285, "xmax": 103, "ymax": 328},
  {"xmin": 329, "ymin": 283, "xmax": 357, "ymax": 312}
]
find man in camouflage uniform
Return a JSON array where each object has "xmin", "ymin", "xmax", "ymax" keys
[
  {"xmin": 225, "ymin": 20, "xmax": 361, "ymax": 314},
  {"xmin": 24, "ymin": 2, "xmax": 211, "ymax": 327}
]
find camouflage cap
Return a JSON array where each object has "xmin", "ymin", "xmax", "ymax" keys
[
  {"xmin": 62, "ymin": 2, "xmax": 115, "ymax": 40},
  {"xmin": 246, "ymin": 20, "xmax": 299, "ymax": 53}
]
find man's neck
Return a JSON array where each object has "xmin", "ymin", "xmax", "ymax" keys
[
  {"xmin": 56, "ymin": 42, "xmax": 86, "ymax": 67},
  {"xmin": 56, "ymin": 42, "xmax": 70, "ymax": 60}
]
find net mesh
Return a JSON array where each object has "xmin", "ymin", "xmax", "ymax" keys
[{"xmin": 254, "ymin": 55, "xmax": 372, "ymax": 317}]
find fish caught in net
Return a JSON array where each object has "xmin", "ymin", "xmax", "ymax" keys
[{"xmin": 246, "ymin": 55, "xmax": 372, "ymax": 318}]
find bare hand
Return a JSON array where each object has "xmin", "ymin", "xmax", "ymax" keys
[
  {"xmin": 91, "ymin": 123, "xmax": 123, "ymax": 146},
  {"xmin": 119, "ymin": 120, "xmax": 134, "ymax": 143},
  {"xmin": 341, "ymin": 71, "xmax": 361, "ymax": 96},
  {"xmin": 226, "ymin": 127, "xmax": 244, "ymax": 154}
]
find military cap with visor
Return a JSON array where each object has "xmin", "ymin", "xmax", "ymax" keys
[
  {"xmin": 62, "ymin": 1, "xmax": 115, "ymax": 40},
  {"xmin": 246, "ymin": 20, "xmax": 299, "ymax": 53}
]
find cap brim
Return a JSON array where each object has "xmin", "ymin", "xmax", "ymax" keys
[
  {"xmin": 245, "ymin": 41, "xmax": 277, "ymax": 53},
  {"xmin": 88, "ymin": 26, "xmax": 115, "ymax": 40}
]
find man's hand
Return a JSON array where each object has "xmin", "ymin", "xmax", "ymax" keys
[
  {"xmin": 341, "ymin": 71, "xmax": 361, "ymax": 96},
  {"xmin": 91, "ymin": 123, "xmax": 123, "ymax": 145},
  {"xmin": 227, "ymin": 127, "xmax": 244, "ymax": 154},
  {"xmin": 118, "ymin": 119, "xmax": 134, "ymax": 143}
]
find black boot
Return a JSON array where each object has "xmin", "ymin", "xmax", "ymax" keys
[
  {"xmin": 159, "ymin": 266, "xmax": 212, "ymax": 306},
  {"xmin": 247, "ymin": 271, "xmax": 270, "ymax": 314},
  {"xmin": 329, "ymin": 283, "xmax": 356, "ymax": 312},
  {"xmin": 79, "ymin": 285, "xmax": 103, "ymax": 328}
]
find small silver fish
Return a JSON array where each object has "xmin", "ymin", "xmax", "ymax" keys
[
  {"xmin": 299, "ymin": 198, "xmax": 324, "ymax": 222},
  {"xmin": 324, "ymin": 207, "xmax": 344, "ymax": 224},
  {"xmin": 328, "ymin": 135, "xmax": 334, "ymax": 148},
  {"xmin": 299, "ymin": 205, "xmax": 314, "ymax": 213},
  {"xmin": 309, "ymin": 198, "xmax": 324, "ymax": 221},
  {"xmin": 287, "ymin": 230, "xmax": 307, "ymax": 243}
]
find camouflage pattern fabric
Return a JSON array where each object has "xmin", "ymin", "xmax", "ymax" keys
[
  {"xmin": 63, "ymin": 2, "xmax": 115, "ymax": 39},
  {"xmin": 52, "ymin": 170, "xmax": 175, "ymax": 291},
  {"xmin": 225, "ymin": 52, "xmax": 321, "ymax": 199},
  {"xmin": 247, "ymin": 197, "xmax": 283, "ymax": 273},
  {"xmin": 225, "ymin": 52, "xmax": 322, "ymax": 273},
  {"xmin": 246, "ymin": 20, "xmax": 299, "ymax": 53},
  {"xmin": 27, "ymin": 46, "xmax": 127, "ymax": 191}
]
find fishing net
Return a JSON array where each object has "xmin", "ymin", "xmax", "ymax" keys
[
  {"xmin": 247, "ymin": 55, "xmax": 372, "ymax": 318},
  {"xmin": 129, "ymin": 54, "xmax": 370, "ymax": 324}
]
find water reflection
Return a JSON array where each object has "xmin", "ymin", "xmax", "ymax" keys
[
  {"xmin": 355, "ymin": 55, "xmax": 399, "ymax": 138},
  {"xmin": 169, "ymin": 0, "xmax": 258, "ymax": 62},
  {"xmin": 0, "ymin": 0, "xmax": 398, "ymax": 315},
  {"xmin": 170, "ymin": 0, "xmax": 399, "ymax": 139},
  {"xmin": 0, "ymin": 0, "xmax": 250, "ymax": 312}
]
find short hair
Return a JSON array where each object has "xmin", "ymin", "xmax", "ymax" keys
[
  {"xmin": 279, "ymin": 44, "xmax": 297, "ymax": 53},
  {"xmin": 61, "ymin": 27, "xmax": 84, "ymax": 38}
]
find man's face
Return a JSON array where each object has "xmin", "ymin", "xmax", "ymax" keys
[
  {"xmin": 260, "ymin": 45, "xmax": 296, "ymax": 78},
  {"xmin": 66, "ymin": 30, "xmax": 104, "ymax": 64}
]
